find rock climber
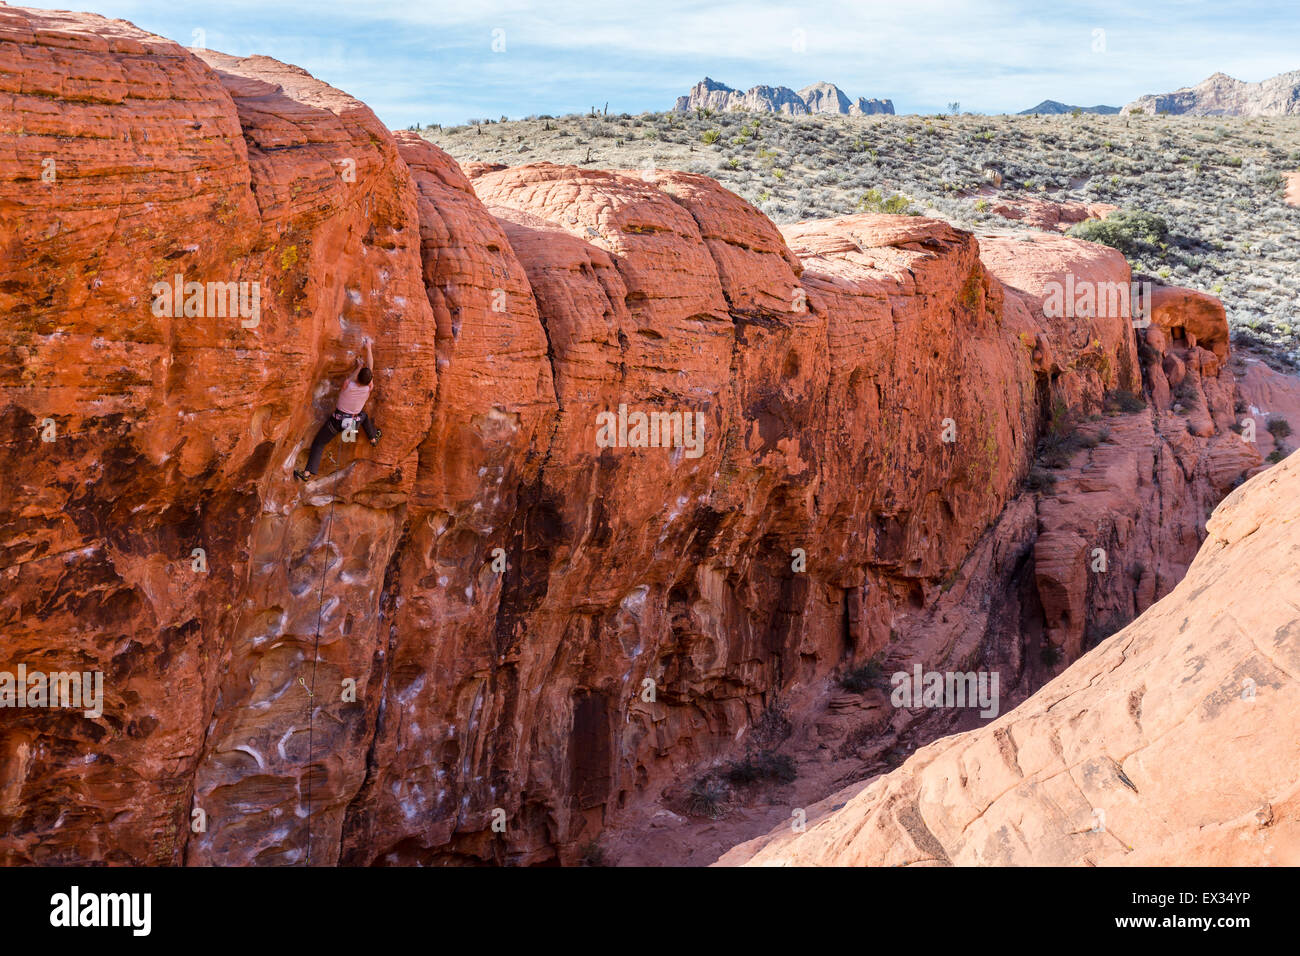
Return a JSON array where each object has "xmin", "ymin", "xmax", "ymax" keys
[{"xmin": 294, "ymin": 337, "xmax": 381, "ymax": 481}]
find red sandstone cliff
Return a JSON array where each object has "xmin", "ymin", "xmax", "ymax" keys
[
  {"xmin": 1, "ymin": 6, "xmax": 1295, "ymax": 866},
  {"xmin": 718, "ymin": 449, "xmax": 1300, "ymax": 866}
]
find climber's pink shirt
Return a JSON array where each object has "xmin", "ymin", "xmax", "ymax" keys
[{"xmin": 336, "ymin": 376, "xmax": 372, "ymax": 415}]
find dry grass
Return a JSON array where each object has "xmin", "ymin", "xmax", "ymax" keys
[{"xmin": 424, "ymin": 111, "xmax": 1300, "ymax": 363}]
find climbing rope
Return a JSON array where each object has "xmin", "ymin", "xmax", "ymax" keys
[
  {"xmin": 301, "ymin": 443, "xmax": 340, "ymax": 866},
  {"xmin": 295, "ymin": 418, "xmax": 387, "ymax": 864}
]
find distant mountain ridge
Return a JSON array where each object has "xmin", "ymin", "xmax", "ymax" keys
[
  {"xmin": 1019, "ymin": 100, "xmax": 1119, "ymax": 115},
  {"xmin": 673, "ymin": 77, "xmax": 894, "ymax": 115},
  {"xmin": 1124, "ymin": 69, "xmax": 1300, "ymax": 115}
]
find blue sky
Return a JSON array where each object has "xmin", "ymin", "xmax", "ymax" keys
[{"xmin": 34, "ymin": 1, "xmax": 1300, "ymax": 126}]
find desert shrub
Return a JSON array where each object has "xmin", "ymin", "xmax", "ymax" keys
[
  {"xmin": 835, "ymin": 723, "xmax": 879, "ymax": 760},
  {"xmin": 685, "ymin": 775, "xmax": 731, "ymax": 819},
  {"xmin": 726, "ymin": 750, "xmax": 797, "ymax": 786},
  {"xmin": 427, "ymin": 112, "xmax": 1300, "ymax": 361},
  {"xmin": 1106, "ymin": 389, "xmax": 1147, "ymax": 414},
  {"xmin": 840, "ymin": 653, "xmax": 888, "ymax": 693},
  {"xmin": 1025, "ymin": 466, "xmax": 1057, "ymax": 492},
  {"xmin": 577, "ymin": 840, "xmax": 607, "ymax": 866},
  {"xmin": 1036, "ymin": 397, "xmax": 1084, "ymax": 468},
  {"xmin": 701, "ymin": 129, "xmax": 721, "ymax": 145},
  {"xmin": 1038, "ymin": 433, "xmax": 1076, "ymax": 469},
  {"xmin": 1267, "ymin": 416, "xmax": 1292, "ymax": 439},
  {"xmin": 1068, "ymin": 209, "xmax": 1169, "ymax": 256},
  {"xmin": 857, "ymin": 187, "xmax": 912, "ymax": 215},
  {"xmin": 750, "ymin": 702, "xmax": 793, "ymax": 749},
  {"xmin": 1137, "ymin": 337, "xmax": 1160, "ymax": 366}
]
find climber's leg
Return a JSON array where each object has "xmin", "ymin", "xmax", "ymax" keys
[
  {"xmin": 359, "ymin": 411, "xmax": 379, "ymax": 445},
  {"xmin": 296, "ymin": 417, "xmax": 340, "ymax": 480}
]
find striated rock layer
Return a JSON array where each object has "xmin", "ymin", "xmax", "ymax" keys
[
  {"xmin": 673, "ymin": 77, "xmax": 894, "ymax": 116},
  {"xmin": 1124, "ymin": 69, "xmax": 1300, "ymax": 117},
  {"xmin": 718, "ymin": 449, "xmax": 1300, "ymax": 867},
  {"xmin": 0, "ymin": 6, "xmax": 1286, "ymax": 866}
]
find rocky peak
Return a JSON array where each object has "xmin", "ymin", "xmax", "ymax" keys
[
  {"xmin": 796, "ymin": 81, "xmax": 851, "ymax": 113},
  {"xmin": 1125, "ymin": 67, "xmax": 1300, "ymax": 115},
  {"xmin": 674, "ymin": 76, "xmax": 894, "ymax": 115}
]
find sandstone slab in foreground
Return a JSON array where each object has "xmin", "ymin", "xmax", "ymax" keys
[{"xmin": 717, "ymin": 450, "xmax": 1300, "ymax": 866}]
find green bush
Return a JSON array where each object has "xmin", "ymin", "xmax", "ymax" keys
[
  {"xmin": 1267, "ymin": 416, "xmax": 1292, "ymax": 439},
  {"xmin": 1068, "ymin": 209, "xmax": 1169, "ymax": 256},
  {"xmin": 857, "ymin": 187, "xmax": 912, "ymax": 215}
]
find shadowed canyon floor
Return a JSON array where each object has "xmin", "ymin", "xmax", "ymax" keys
[
  {"xmin": 718, "ymin": 451, "xmax": 1300, "ymax": 866},
  {"xmin": 1, "ymin": 5, "xmax": 1298, "ymax": 866}
]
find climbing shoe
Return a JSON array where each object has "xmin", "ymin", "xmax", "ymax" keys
[
  {"xmin": 370, "ymin": 428, "xmax": 382, "ymax": 447},
  {"xmin": 294, "ymin": 469, "xmax": 313, "ymax": 482}
]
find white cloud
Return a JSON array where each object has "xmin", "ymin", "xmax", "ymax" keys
[{"xmin": 28, "ymin": 0, "xmax": 1300, "ymax": 123}]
